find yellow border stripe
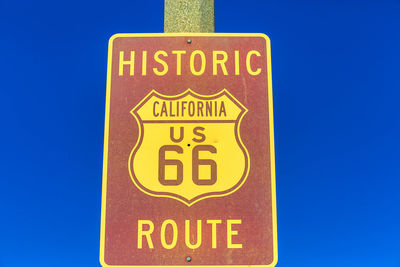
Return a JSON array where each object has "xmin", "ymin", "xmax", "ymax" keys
[
  {"xmin": 266, "ymin": 34, "xmax": 278, "ymax": 267},
  {"xmin": 100, "ymin": 33, "xmax": 277, "ymax": 267},
  {"xmin": 99, "ymin": 33, "xmax": 115, "ymax": 267}
]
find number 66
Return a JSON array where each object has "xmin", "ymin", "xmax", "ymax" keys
[{"xmin": 158, "ymin": 145, "xmax": 217, "ymax": 186}]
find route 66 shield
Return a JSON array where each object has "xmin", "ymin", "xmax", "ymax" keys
[{"xmin": 128, "ymin": 89, "xmax": 250, "ymax": 206}]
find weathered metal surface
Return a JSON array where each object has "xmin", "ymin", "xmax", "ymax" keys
[
  {"xmin": 100, "ymin": 33, "xmax": 277, "ymax": 267},
  {"xmin": 164, "ymin": 0, "xmax": 214, "ymax": 32}
]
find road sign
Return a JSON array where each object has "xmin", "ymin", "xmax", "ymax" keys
[{"xmin": 100, "ymin": 33, "xmax": 277, "ymax": 267}]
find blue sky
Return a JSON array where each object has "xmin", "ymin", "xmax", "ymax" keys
[{"xmin": 1, "ymin": 0, "xmax": 399, "ymax": 266}]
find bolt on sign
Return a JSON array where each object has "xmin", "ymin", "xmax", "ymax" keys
[{"xmin": 100, "ymin": 33, "xmax": 277, "ymax": 267}]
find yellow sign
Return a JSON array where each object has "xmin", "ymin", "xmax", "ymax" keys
[{"xmin": 128, "ymin": 89, "xmax": 249, "ymax": 206}]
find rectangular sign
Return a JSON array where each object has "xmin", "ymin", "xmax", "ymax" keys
[{"xmin": 100, "ymin": 33, "xmax": 277, "ymax": 267}]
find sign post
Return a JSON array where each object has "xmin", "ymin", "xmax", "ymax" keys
[
  {"xmin": 100, "ymin": 2, "xmax": 277, "ymax": 267},
  {"xmin": 164, "ymin": 0, "xmax": 214, "ymax": 33}
]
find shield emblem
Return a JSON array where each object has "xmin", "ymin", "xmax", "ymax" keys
[{"xmin": 128, "ymin": 89, "xmax": 249, "ymax": 206}]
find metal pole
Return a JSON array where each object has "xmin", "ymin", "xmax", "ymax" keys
[{"xmin": 164, "ymin": 0, "xmax": 215, "ymax": 33}]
